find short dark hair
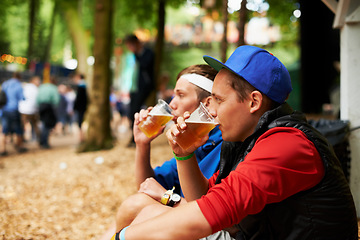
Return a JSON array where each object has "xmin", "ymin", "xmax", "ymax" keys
[
  {"xmin": 13, "ymin": 71, "xmax": 21, "ymax": 80},
  {"xmin": 29, "ymin": 75, "xmax": 40, "ymax": 82},
  {"xmin": 124, "ymin": 34, "xmax": 140, "ymax": 44},
  {"xmin": 50, "ymin": 75, "xmax": 57, "ymax": 85},
  {"xmin": 226, "ymin": 70, "xmax": 279, "ymax": 110},
  {"xmin": 177, "ymin": 64, "xmax": 217, "ymax": 101}
]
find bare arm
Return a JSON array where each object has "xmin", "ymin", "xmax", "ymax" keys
[
  {"xmin": 134, "ymin": 142, "xmax": 154, "ymax": 188},
  {"xmin": 133, "ymin": 109, "xmax": 165, "ymax": 188},
  {"xmin": 176, "ymin": 155, "xmax": 209, "ymax": 201},
  {"xmin": 138, "ymin": 177, "xmax": 166, "ymax": 201},
  {"xmin": 166, "ymin": 113, "xmax": 210, "ymax": 201},
  {"xmin": 126, "ymin": 201, "xmax": 212, "ymax": 240}
]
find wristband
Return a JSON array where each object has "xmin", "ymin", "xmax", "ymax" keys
[
  {"xmin": 160, "ymin": 186, "xmax": 175, "ymax": 205},
  {"xmin": 119, "ymin": 226, "xmax": 129, "ymax": 240},
  {"xmin": 160, "ymin": 186, "xmax": 181, "ymax": 206},
  {"xmin": 110, "ymin": 232, "xmax": 119, "ymax": 240},
  {"xmin": 173, "ymin": 151, "xmax": 194, "ymax": 161}
]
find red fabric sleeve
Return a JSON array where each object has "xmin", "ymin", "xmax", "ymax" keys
[
  {"xmin": 197, "ymin": 127, "xmax": 325, "ymax": 233},
  {"xmin": 208, "ymin": 170, "xmax": 219, "ymax": 188}
]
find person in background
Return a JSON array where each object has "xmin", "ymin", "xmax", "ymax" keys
[
  {"xmin": 124, "ymin": 34, "xmax": 155, "ymax": 147},
  {"xmin": 37, "ymin": 76, "xmax": 60, "ymax": 149},
  {"xmin": 55, "ymin": 84, "xmax": 68, "ymax": 135},
  {"xmin": 157, "ymin": 73, "xmax": 174, "ymax": 104},
  {"xmin": 0, "ymin": 72, "xmax": 27, "ymax": 155},
  {"xmin": 19, "ymin": 75, "xmax": 41, "ymax": 142},
  {"xmin": 64, "ymin": 84, "xmax": 76, "ymax": 135},
  {"xmin": 73, "ymin": 73, "xmax": 88, "ymax": 143},
  {"xmin": 115, "ymin": 92, "xmax": 130, "ymax": 135}
]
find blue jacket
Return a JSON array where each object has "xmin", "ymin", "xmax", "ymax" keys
[
  {"xmin": 2, "ymin": 78, "xmax": 24, "ymax": 112},
  {"xmin": 154, "ymin": 126, "xmax": 222, "ymax": 195}
]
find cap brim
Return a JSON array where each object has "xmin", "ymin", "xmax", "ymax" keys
[
  {"xmin": 203, "ymin": 55, "xmax": 241, "ymax": 79},
  {"xmin": 203, "ymin": 55, "xmax": 227, "ymax": 72}
]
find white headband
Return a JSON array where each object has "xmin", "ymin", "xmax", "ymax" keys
[{"xmin": 180, "ymin": 73, "xmax": 213, "ymax": 93}]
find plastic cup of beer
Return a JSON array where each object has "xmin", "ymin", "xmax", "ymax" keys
[
  {"xmin": 138, "ymin": 99, "xmax": 174, "ymax": 138},
  {"xmin": 174, "ymin": 102, "xmax": 218, "ymax": 151}
]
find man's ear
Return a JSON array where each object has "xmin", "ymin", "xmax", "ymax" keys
[
  {"xmin": 249, "ymin": 90, "xmax": 263, "ymax": 114},
  {"xmin": 203, "ymin": 96, "xmax": 212, "ymax": 107}
]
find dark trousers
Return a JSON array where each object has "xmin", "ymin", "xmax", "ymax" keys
[
  {"xmin": 128, "ymin": 90, "xmax": 152, "ymax": 143},
  {"xmin": 129, "ymin": 90, "xmax": 152, "ymax": 123},
  {"xmin": 38, "ymin": 103, "xmax": 57, "ymax": 148},
  {"xmin": 39, "ymin": 124, "xmax": 51, "ymax": 147}
]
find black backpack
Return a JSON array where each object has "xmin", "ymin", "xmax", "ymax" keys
[{"xmin": 0, "ymin": 89, "xmax": 7, "ymax": 108}]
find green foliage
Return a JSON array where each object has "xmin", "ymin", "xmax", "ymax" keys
[
  {"xmin": 162, "ymin": 46, "xmax": 207, "ymax": 87},
  {"xmin": 113, "ymin": 0, "xmax": 158, "ymax": 39},
  {"xmin": 113, "ymin": 0, "xmax": 187, "ymax": 39},
  {"xmin": 266, "ymin": 0, "xmax": 299, "ymax": 26},
  {"xmin": 50, "ymin": 12, "xmax": 69, "ymax": 64},
  {"xmin": 0, "ymin": 0, "xmax": 14, "ymax": 53},
  {"xmin": 0, "ymin": 0, "xmax": 60, "ymax": 59},
  {"xmin": 113, "ymin": 0, "xmax": 148, "ymax": 39},
  {"xmin": 4, "ymin": 1, "xmax": 29, "ymax": 56},
  {"xmin": 81, "ymin": 0, "xmax": 95, "ymax": 31},
  {"xmin": 161, "ymin": 43, "xmax": 222, "ymax": 88},
  {"xmin": 162, "ymin": 40, "xmax": 299, "ymax": 88},
  {"xmin": 80, "ymin": 0, "xmax": 95, "ymax": 52},
  {"xmin": 0, "ymin": 0, "xmax": 299, "ymax": 72},
  {"xmin": 166, "ymin": 5, "xmax": 198, "ymax": 25},
  {"xmin": 122, "ymin": 0, "xmax": 156, "ymax": 22}
]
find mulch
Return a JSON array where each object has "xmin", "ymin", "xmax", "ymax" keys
[
  {"xmin": 0, "ymin": 132, "xmax": 172, "ymax": 239},
  {"xmin": 0, "ymin": 131, "xmax": 359, "ymax": 239}
]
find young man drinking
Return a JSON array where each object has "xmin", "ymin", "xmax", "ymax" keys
[
  {"xmin": 111, "ymin": 46, "xmax": 357, "ymax": 240},
  {"xmin": 100, "ymin": 64, "xmax": 223, "ymax": 239}
]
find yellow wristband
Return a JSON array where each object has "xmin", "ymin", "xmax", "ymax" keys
[
  {"xmin": 160, "ymin": 193, "xmax": 170, "ymax": 205},
  {"xmin": 160, "ymin": 187, "xmax": 175, "ymax": 205}
]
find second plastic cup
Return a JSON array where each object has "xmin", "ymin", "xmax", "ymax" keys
[
  {"xmin": 174, "ymin": 102, "xmax": 218, "ymax": 150},
  {"xmin": 138, "ymin": 99, "xmax": 174, "ymax": 138}
]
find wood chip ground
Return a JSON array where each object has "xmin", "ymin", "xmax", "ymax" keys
[{"xmin": 0, "ymin": 130, "xmax": 359, "ymax": 239}]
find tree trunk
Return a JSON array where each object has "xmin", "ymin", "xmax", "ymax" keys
[
  {"xmin": 221, "ymin": 0, "xmax": 228, "ymax": 62},
  {"xmin": 27, "ymin": 0, "xmax": 38, "ymax": 69},
  {"xmin": 237, "ymin": 0, "xmax": 247, "ymax": 46},
  {"xmin": 60, "ymin": 0, "xmax": 90, "ymax": 76},
  {"xmin": 43, "ymin": 2, "xmax": 57, "ymax": 63},
  {"xmin": 42, "ymin": 2, "xmax": 57, "ymax": 84},
  {"xmin": 151, "ymin": 0, "xmax": 166, "ymax": 106},
  {"xmin": 78, "ymin": 0, "xmax": 114, "ymax": 152}
]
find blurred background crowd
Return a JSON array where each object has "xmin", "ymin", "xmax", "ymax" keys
[{"xmin": 0, "ymin": 0, "xmax": 343, "ymax": 153}]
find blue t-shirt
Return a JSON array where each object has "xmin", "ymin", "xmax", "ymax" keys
[
  {"xmin": 2, "ymin": 78, "xmax": 24, "ymax": 112},
  {"xmin": 154, "ymin": 126, "xmax": 222, "ymax": 195}
]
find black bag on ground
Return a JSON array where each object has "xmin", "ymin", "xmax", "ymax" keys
[{"xmin": 309, "ymin": 119, "xmax": 351, "ymax": 181}]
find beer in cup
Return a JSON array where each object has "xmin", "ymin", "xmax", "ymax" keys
[
  {"xmin": 138, "ymin": 99, "xmax": 174, "ymax": 138},
  {"xmin": 174, "ymin": 102, "xmax": 218, "ymax": 150}
]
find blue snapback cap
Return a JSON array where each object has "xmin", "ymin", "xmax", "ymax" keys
[{"xmin": 203, "ymin": 45, "xmax": 292, "ymax": 104}]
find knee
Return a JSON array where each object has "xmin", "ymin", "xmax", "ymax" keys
[
  {"xmin": 130, "ymin": 202, "xmax": 170, "ymax": 226},
  {"xmin": 116, "ymin": 193, "xmax": 153, "ymax": 221},
  {"xmin": 137, "ymin": 203, "xmax": 168, "ymax": 217}
]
